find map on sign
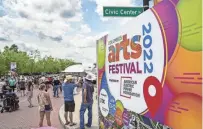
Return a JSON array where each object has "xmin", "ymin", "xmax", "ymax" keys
[{"xmin": 103, "ymin": 7, "xmax": 144, "ymax": 17}]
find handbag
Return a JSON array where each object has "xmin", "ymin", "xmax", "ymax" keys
[
  {"xmin": 45, "ymin": 105, "xmax": 51, "ymax": 110},
  {"xmin": 44, "ymin": 94, "xmax": 51, "ymax": 110},
  {"xmin": 39, "ymin": 92, "xmax": 51, "ymax": 111}
]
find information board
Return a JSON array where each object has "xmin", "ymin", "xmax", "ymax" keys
[
  {"xmin": 97, "ymin": 0, "xmax": 202, "ymax": 129},
  {"xmin": 10, "ymin": 62, "xmax": 17, "ymax": 71}
]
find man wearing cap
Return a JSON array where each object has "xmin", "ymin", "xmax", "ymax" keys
[
  {"xmin": 62, "ymin": 75, "xmax": 79, "ymax": 126},
  {"xmin": 80, "ymin": 74, "xmax": 94, "ymax": 129}
]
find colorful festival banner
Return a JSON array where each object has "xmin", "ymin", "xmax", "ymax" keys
[{"xmin": 96, "ymin": 0, "xmax": 202, "ymax": 129}]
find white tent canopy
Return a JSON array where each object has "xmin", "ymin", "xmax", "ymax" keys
[
  {"xmin": 86, "ymin": 72, "xmax": 97, "ymax": 80},
  {"xmin": 62, "ymin": 64, "xmax": 85, "ymax": 73}
]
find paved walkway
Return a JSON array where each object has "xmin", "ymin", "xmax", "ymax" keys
[
  {"xmin": 59, "ymin": 91, "xmax": 98, "ymax": 129},
  {"xmin": 0, "ymin": 88, "xmax": 64, "ymax": 129}
]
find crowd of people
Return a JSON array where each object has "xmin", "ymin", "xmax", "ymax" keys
[
  {"xmin": 0, "ymin": 75, "xmax": 42, "ymax": 108},
  {"xmin": 0, "ymin": 73, "xmax": 96, "ymax": 129}
]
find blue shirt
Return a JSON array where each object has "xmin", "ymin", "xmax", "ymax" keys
[{"xmin": 62, "ymin": 82, "xmax": 77, "ymax": 101}]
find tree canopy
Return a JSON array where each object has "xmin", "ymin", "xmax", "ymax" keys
[{"xmin": 0, "ymin": 44, "xmax": 76, "ymax": 75}]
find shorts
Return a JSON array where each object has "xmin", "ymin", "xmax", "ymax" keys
[
  {"xmin": 10, "ymin": 86, "xmax": 16, "ymax": 89},
  {"xmin": 27, "ymin": 91, "xmax": 33, "ymax": 99},
  {"xmin": 64, "ymin": 101, "xmax": 75, "ymax": 112},
  {"xmin": 20, "ymin": 87, "xmax": 25, "ymax": 90}
]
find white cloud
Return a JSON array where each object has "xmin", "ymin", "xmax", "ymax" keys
[
  {"xmin": 0, "ymin": 0, "xmax": 109, "ymax": 64},
  {"xmin": 62, "ymin": 31, "xmax": 108, "ymax": 50},
  {"xmin": 1, "ymin": 0, "xmax": 82, "ymax": 38},
  {"xmin": 80, "ymin": 24, "xmax": 91, "ymax": 34},
  {"xmin": 4, "ymin": 0, "xmax": 82, "ymax": 21},
  {"xmin": 0, "ymin": 30, "xmax": 108, "ymax": 64}
]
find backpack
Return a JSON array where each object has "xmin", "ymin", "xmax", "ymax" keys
[{"xmin": 19, "ymin": 81, "xmax": 25, "ymax": 88}]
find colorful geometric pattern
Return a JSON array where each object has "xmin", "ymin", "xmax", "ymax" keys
[{"xmin": 97, "ymin": 0, "xmax": 202, "ymax": 128}]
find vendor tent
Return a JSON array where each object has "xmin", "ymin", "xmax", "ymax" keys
[
  {"xmin": 61, "ymin": 64, "xmax": 86, "ymax": 77},
  {"xmin": 62, "ymin": 64, "xmax": 85, "ymax": 73},
  {"xmin": 86, "ymin": 72, "xmax": 96, "ymax": 80}
]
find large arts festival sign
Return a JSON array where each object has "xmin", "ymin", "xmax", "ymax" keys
[{"xmin": 97, "ymin": 0, "xmax": 202, "ymax": 129}]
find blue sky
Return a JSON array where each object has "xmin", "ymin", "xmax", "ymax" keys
[
  {"xmin": 0, "ymin": 0, "xmax": 154, "ymax": 64},
  {"xmin": 82, "ymin": 0, "xmax": 103, "ymax": 32}
]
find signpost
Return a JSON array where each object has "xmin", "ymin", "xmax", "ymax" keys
[
  {"xmin": 143, "ymin": 0, "xmax": 150, "ymax": 11},
  {"xmin": 10, "ymin": 62, "xmax": 17, "ymax": 76},
  {"xmin": 10, "ymin": 62, "xmax": 16, "ymax": 71},
  {"xmin": 103, "ymin": 7, "xmax": 144, "ymax": 17}
]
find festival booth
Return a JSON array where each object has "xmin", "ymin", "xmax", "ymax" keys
[
  {"xmin": 96, "ymin": 0, "xmax": 202, "ymax": 129},
  {"xmin": 61, "ymin": 64, "xmax": 86, "ymax": 77}
]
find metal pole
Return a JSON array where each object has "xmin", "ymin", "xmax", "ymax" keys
[{"xmin": 143, "ymin": 0, "xmax": 150, "ymax": 11}]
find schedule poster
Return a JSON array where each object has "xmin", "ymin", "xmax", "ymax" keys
[{"xmin": 96, "ymin": 0, "xmax": 202, "ymax": 129}]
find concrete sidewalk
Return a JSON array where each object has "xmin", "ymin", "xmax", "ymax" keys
[
  {"xmin": 59, "ymin": 92, "xmax": 98, "ymax": 129},
  {"xmin": 0, "ymin": 89, "xmax": 64, "ymax": 129}
]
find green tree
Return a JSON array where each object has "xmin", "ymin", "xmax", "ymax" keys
[
  {"xmin": 0, "ymin": 44, "xmax": 76, "ymax": 75},
  {"xmin": 9, "ymin": 44, "xmax": 18, "ymax": 52}
]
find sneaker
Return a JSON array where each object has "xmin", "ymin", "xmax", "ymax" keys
[{"xmin": 85, "ymin": 124, "xmax": 91, "ymax": 128}]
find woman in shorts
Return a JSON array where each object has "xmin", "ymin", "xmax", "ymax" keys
[
  {"xmin": 27, "ymin": 81, "xmax": 33, "ymax": 108},
  {"xmin": 37, "ymin": 84, "xmax": 53, "ymax": 127}
]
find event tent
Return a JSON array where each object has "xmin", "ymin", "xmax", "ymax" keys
[
  {"xmin": 62, "ymin": 64, "xmax": 85, "ymax": 73},
  {"xmin": 61, "ymin": 64, "xmax": 97, "ymax": 78},
  {"xmin": 86, "ymin": 72, "xmax": 97, "ymax": 80}
]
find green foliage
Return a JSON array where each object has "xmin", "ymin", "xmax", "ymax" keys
[{"xmin": 0, "ymin": 44, "xmax": 76, "ymax": 75}]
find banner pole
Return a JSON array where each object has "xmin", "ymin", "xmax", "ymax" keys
[{"xmin": 143, "ymin": 0, "xmax": 150, "ymax": 11}]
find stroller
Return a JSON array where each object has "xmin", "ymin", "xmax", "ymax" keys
[{"xmin": 1, "ymin": 89, "xmax": 19, "ymax": 113}]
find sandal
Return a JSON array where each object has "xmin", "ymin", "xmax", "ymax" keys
[
  {"xmin": 69, "ymin": 123, "xmax": 76, "ymax": 126},
  {"xmin": 65, "ymin": 122, "xmax": 70, "ymax": 125}
]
